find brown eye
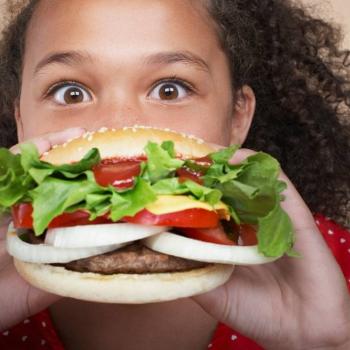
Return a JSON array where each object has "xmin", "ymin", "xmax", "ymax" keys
[
  {"xmin": 159, "ymin": 84, "xmax": 179, "ymax": 100},
  {"xmin": 52, "ymin": 84, "xmax": 92, "ymax": 105},
  {"xmin": 149, "ymin": 81, "xmax": 190, "ymax": 101}
]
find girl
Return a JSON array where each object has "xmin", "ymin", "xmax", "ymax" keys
[{"xmin": 0, "ymin": 0, "xmax": 349, "ymax": 349}]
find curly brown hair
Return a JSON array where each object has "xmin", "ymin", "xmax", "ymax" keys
[{"xmin": 0, "ymin": 0, "xmax": 349, "ymax": 227}]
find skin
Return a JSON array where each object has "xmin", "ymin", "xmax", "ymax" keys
[{"xmin": 0, "ymin": 0, "xmax": 349, "ymax": 349}]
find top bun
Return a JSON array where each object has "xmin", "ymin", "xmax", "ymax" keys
[{"xmin": 41, "ymin": 126, "xmax": 215, "ymax": 164}]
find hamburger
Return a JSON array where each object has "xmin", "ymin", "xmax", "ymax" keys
[{"xmin": 1, "ymin": 126, "xmax": 295, "ymax": 303}]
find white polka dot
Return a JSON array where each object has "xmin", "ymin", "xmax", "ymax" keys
[
  {"xmin": 328, "ymin": 229, "xmax": 334, "ymax": 235},
  {"xmin": 41, "ymin": 339, "xmax": 46, "ymax": 346},
  {"xmin": 2, "ymin": 330, "xmax": 9, "ymax": 336},
  {"xmin": 208, "ymin": 344, "xmax": 213, "ymax": 348},
  {"xmin": 231, "ymin": 334, "xmax": 238, "ymax": 341},
  {"xmin": 22, "ymin": 335, "xmax": 28, "ymax": 342},
  {"xmin": 42, "ymin": 321, "xmax": 47, "ymax": 328},
  {"xmin": 348, "ymin": 249, "xmax": 350, "ymax": 253},
  {"xmin": 340, "ymin": 238, "xmax": 346, "ymax": 244},
  {"xmin": 315, "ymin": 220, "xmax": 320, "ymax": 226},
  {"xmin": 23, "ymin": 319, "xmax": 30, "ymax": 324}
]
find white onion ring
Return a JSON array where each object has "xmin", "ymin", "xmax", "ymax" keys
[
  {"xmin": 6, "ymin": 228, "xmax": 122, "ymax": 264},
  {"xmin": 144, "ymin": 232, "xmax": 279, "ymax": 265},
  {"xmin": 45, "ymin": 223, "xmax": 168, "ymax": 248}
]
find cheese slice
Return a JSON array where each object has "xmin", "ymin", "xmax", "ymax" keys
[{"xmin": 145, "ymin": 195, "xmax": 230, "ymax": 219}]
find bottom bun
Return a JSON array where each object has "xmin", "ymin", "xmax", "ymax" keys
[{"xmin": 14, "ymin": 259, "xmax": 234, "ymax": 303}]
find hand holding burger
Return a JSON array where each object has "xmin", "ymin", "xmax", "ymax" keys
[{"xmin": 0, "ymin": 127, "xmax": 86, "ymax": 332}]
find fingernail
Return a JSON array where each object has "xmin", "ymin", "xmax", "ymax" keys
[{"xmin": 9, "ymin": 145, "xmax": 20, "ymax": 154}]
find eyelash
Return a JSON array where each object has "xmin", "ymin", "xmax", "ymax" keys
[
  {"xmin": 148, "ymin": 76, "xmax": 196, "ymax": 96},
  {"xmin": 43, "ymin": 76, "xmax": 197, "ymax": 102},
  {"xmin": 44, "ymin": 80, "xmax": 88, "ymax": 99}
]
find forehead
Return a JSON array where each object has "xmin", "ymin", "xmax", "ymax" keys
[{"xmin": 25, "ymin": 0, "xmax": 221, "ymax": 66}]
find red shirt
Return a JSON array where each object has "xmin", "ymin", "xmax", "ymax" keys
[{"xmin": 1, "ymin": 214, "xmax": 349, "ymax": 350}]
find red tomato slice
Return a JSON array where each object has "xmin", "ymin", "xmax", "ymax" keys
[
  {"xmin": 176, "ymin": 167, "xmax": 203, "ymax": 184},
  {"xmin": 93, "ymin": 160, "xmax": 141, "ymax": 189},
  {"xmin": 180, "ymin": 225, "xmax": 236, "ymax": 245},
  {"xmin": 12, "ymin": 204, "xmax": 219, "ymax": 229},
  {"xmin": 12, "ymin": 203, "xmax": 33, "ymax": 229},
  {"xmin": 123, "ymin": 208, "xmax": 219, "ymax": 228},
  {"xmin": 11, "ymin": 203, "xmax": 111, "ymax": 229},
  {"xmin": 238, "ymin": 224, "xmax": 258, "ymax": 246},
  {"xmin": 48, "ymin": 211, "xmax": 111, "ymax": 228}
]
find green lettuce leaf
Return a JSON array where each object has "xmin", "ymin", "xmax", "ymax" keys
[
  {"xmin": 0, "ymin": 148, "xmax": 35, "ymax": 208},
  {"xmin": 257, "ymin": 203, "xmax": 295, "ymax": 257},
  {"xmin": 109, "ymin": 178, "xmax": 157, "ymax": 221},
  {"xmin": 29, "ymin": 171, "xmax": 102, "ymax": 235},
  {"xmin": 209, "ymin": 145, "xmax": 239, "ymax": 164},
  {"xmin": 204, "ymin": 151, "xmax": 294, "ymax": 256},
  {"xmin": 20, "ymin": 143, "xmax": 101, "ymax": 184},
  {"xmin": 152, "ymin": 178, "xmax": 222, "ymax": 205},
  {"xmin": 143, "ymin": 141, "xmax": 184, "ymax": 183}
]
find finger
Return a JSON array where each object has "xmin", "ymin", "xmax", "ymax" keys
[
  {"xmin": 10, "ymin": 127, "xmax": 86, "ymax": 155},
  {"xmin": 229, "ymin": 148, "xmax": 256, "ymax": 163}
]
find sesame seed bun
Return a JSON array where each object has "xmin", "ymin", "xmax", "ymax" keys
[{"xmin": 41, "ymin": 126, "xmax": 214, "ymax": 164}]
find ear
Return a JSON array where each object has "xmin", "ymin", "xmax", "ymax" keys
[
  {"xmin": 230, "ymin": 85, "xmax": 255, "ymax": 145},
  {"xmin": 14, "ymin": 99, "xmax": 24, "ymax": 143}
]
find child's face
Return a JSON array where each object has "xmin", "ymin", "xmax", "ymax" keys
[{"xmin": 16, "ymin": 0, "xmax": 254, "ymax": 145}]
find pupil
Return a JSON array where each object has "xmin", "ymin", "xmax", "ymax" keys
[
  {"xmin": 64, "ymin": 87, "xmax": 84, "ymax": 103},
  {"xmin": 160, "ymin": 84, "xmax": 178, "ymax": 100}
]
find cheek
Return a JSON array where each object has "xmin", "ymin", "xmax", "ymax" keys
[{"xmin": 150, "ymin": 100, "xmax": 233, "ymax": 146}]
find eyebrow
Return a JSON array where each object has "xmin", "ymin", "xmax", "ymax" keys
[
  {"xmin": 34, "ymin": 49, "xmax": 210, "ymax": 76},
  {"xmin": 144, "ymin": 51, "xmax": 210, "ymax": 72},
  {"xmin": 34, "ymin": 50, "xmax": 94, "ymax": 76}
]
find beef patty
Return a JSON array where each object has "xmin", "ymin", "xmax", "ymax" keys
[{"xmin": 26, "ymin": 231, "xmax": 208, "ymax": 274}]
